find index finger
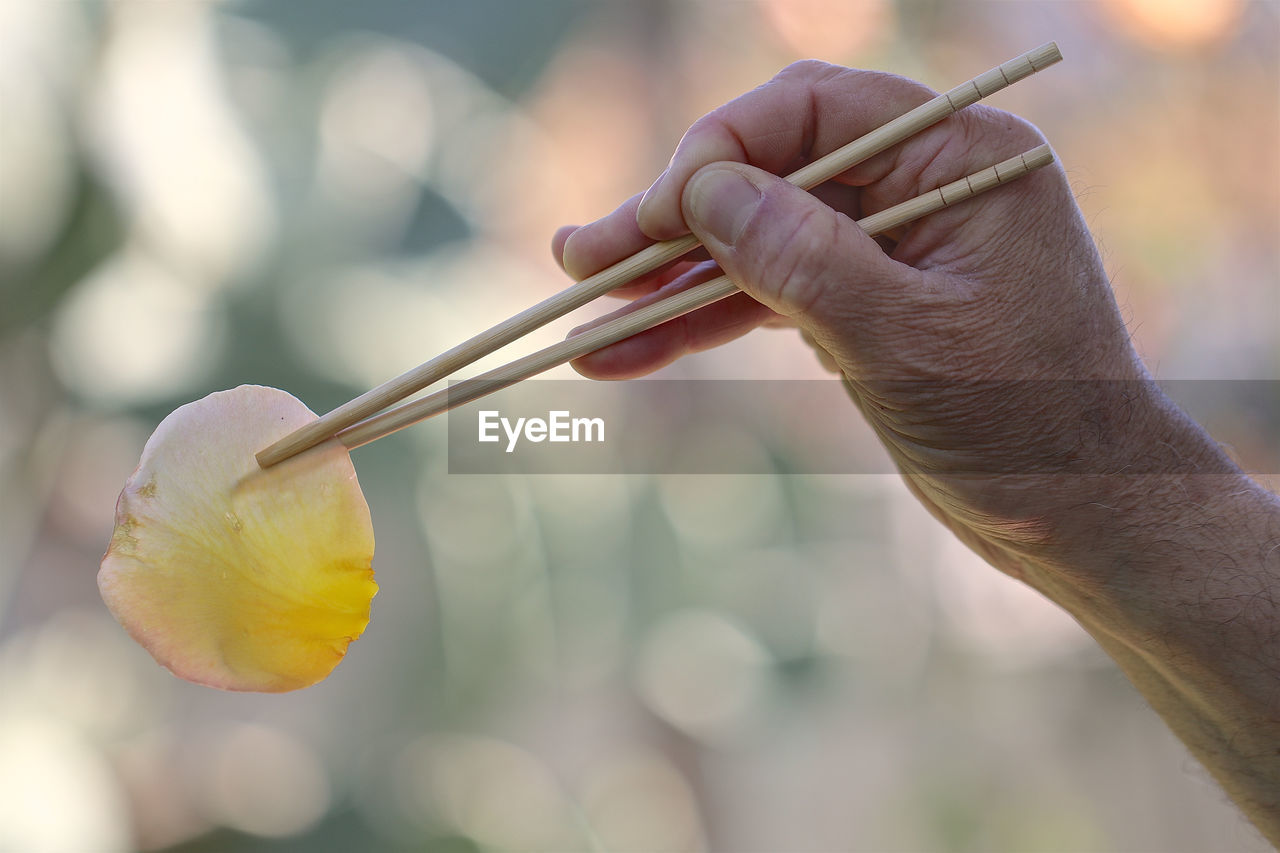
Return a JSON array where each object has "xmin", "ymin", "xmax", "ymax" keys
[{"xmin": 635, "ymin": 61, "xmax": 937, "ymax": 240}]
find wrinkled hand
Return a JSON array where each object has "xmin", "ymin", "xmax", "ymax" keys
[
  {"xmin": 554, "ymin": 67, "xmax": 1280, "ymax": 839},
  {"xmin": 551, "ymin": 61, "xmax": 1189, "ymax": 578}
]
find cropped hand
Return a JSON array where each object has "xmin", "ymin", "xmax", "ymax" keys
[
  {"xmin": 553, "ymin": 62, "xmax": 1280, "ymax": 843},
  {"xmin": 552, "ymin": 60, "xmax": 1165, "ymax": 573}
]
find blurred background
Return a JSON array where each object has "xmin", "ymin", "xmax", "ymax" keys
[{"xmin": 1, "ymin": 0, "xmax": 1277, "ymax": 851}]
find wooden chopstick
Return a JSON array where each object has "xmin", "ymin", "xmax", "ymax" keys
[
  {"xmin": 332, "ymin": 144, "xmax": 1056, "ymax": 452},
  {"xmin": 255, "ymin": 42, "xmax": 1062, "ymax": 468}
]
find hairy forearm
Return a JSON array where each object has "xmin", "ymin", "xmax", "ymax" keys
[
  {"xmin": 892, "ymin": 380, "xmax": 1280, "ymax": 840},
  {"xmin": 1087, "ymin": 584, "xmax": 1280, "ymax": 846},
  {"xmin": 1018, "ymin": 397, "xmax": 1280, "ymax": 843}
]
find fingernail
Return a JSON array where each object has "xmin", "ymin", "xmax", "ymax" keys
[
  {"xmin": 686, "ymin": 167, "xmax": 762, "ymax": 246},
  {"xmin": 638, "ymin": 169, "xmax": 669, "ymax": 220}
]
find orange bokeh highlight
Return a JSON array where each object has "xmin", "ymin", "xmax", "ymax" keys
[
  {"xmin": 1102, "ymin": 0, "xmax": 1244, "ymax": 50},
  {"xmin": 760, "ymin": 0, "xmax": 894, "ymax": 61}
]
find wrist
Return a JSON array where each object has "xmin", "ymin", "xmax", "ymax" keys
[{"xmin": 1015, "ymin": 385, "xmax": 1274, "ymax": 650}]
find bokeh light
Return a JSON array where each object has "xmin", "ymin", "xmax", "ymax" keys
[
  {"xmin": 578, "ymin": 748, "xmax": 706, "ymax": 852},
  {"xmin": 0, "ymin": 713, "xmax": 131, "ymax": 853},
  {"xmin": 635, "ymin": 609, "xmax": 774, "ymax": 743},
  {"xmin": 760, "ymin": 0, "xmax": 896, "ymax": 60},
  {"xmin": 50, "ymin": 247, "xmax": 227, "ymax": 405},
  {"xmin": 200, "ymin": 724, "xmax": 331, "ymax": 837},
  {"xmin": 1101, "ymin": 0, "xmax": 1245, "ymax": 50},
  {"xmin": 396, "ymin": 734, "xmax": 578, "ymax": 850},
  {"xmin": 0, "ymin": 73, "xmax": 75, "ymax": 273},
  {"xmin": 86, "ymin": 1, "xmax": 274, "ymax": 285}
]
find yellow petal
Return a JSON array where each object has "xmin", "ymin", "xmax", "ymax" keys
[{"xmin": 99, "ymin": 385, "xmax": 377, "ymax": 692}]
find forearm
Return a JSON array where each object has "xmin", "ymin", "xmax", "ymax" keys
[
  {"xmin": 1017, "ymin": 399, "xmax": 1280, "ymax": 843},
  {"xmin": 1080, "ymin": 573, "xmax": 1280, "ymax": 847}
]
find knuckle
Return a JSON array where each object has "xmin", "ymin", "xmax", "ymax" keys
[
  {"xmin": 960, "ymin": 105, "xmax": 1048, "ymax": 151},
  {"xmin": 674, "ymin": 114, "xmax": 743, "ymax": 167},
  {"xmin": 777, "ymin": 58, "xmax": 845, "ymax": 83}
]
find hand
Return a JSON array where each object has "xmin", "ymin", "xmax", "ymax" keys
[
  {"xmin": 553, "ymin": 61, "xmax": 1280, "ymax": 842},
  {"xmin": 552, "ymin": 60, "xmax": 1170, "ymax": 574}
]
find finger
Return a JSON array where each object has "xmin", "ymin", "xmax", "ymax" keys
[
  {"xmin": 550, "ymin": 225, "xmax": 577, "ymax": 273},
  {"xmin": 570, "ymin": 292, "xmax": 777, "ymax": 380},
  {"xmin": 559, "ymin": 192, "xmax": 650, "ymax": 281},
  {"xmin": 567, "ymin": 268, "xmax": 780, "ymax": 380},
  {"xmin": 557, "ymin": 190, "xmax": 713, "ymax": 302},
  {"xmin": 606, "ymin": 258, "xmax": 712, "ymax": 300},
  {"xmin": 636, "ymin": 61, "xmax": 937, "ymax": 241}
]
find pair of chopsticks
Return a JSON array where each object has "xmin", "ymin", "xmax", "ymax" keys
[{"xmin": 256, "ymin": 42, "xmax": 1063, "ymax": 468}]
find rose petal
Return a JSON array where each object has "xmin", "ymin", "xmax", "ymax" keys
[{"xmin": 99, "ymin": 385, "xmax": 377, "ymax": 692}]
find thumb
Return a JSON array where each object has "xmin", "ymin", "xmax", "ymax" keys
[{"xmin": 681, "ymin": 163, "xmax": 912, "ymax": 347}]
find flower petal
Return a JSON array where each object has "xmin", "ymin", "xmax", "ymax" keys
[{"xmin": 99, "ymin": 385, "xmax": 377, "ymax": 692}]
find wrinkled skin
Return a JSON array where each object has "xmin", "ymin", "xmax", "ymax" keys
[
  {"xmin": 553, "ymin": 61, "xmax": 1280, "ymax": 842},
  {"xmin": 556, "ymin": 61, "xmax": 1182, "ymax": 581}
]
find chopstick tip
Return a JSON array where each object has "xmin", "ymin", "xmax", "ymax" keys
[
  {"xmin": 1031, "ymin": 42, "xmax": 1063, "ymax": 70},
  {"xmin": 1024, "ymin": 143, "xmax": 1055, "ymax": 171}
]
